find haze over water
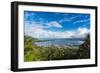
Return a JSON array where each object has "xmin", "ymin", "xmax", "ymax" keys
[{"xmin": 35, "ymin": 38, "xmax": 85, "ymax": 47}]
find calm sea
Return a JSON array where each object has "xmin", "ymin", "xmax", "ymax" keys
[{"xmin": 35, "ymin": 38, "xmax": 84, "ymax": 47}]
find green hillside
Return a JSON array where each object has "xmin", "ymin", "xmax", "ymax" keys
[{"xmin": 24, "ymin": 35, "xmax": 90, "ymax": 62}]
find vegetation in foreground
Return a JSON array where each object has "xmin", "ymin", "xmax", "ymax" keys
[{"xmin": 24, "ymin": 35, "xmax": 90, "ymax": 62}]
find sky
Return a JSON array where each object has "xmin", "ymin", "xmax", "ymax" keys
[{"xmin": 24, "ymin": 11, "xmax": 90, "ymax": 39}]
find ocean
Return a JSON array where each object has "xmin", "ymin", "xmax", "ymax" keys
[{"xmin": 35, "ymin": 38, "xmax": 85, "ymax": 47}]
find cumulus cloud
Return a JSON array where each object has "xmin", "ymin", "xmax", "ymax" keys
[
  {"xmin": 71, "ymin": 28, "xmax": 90, "ymax": 38},
  {"xmin": 47, "ymin": 21, "xmax": 62, "ymax": 28},
  {"xmin": 25, "ymin": 23, "xmax": 90, "ymax": 39}
]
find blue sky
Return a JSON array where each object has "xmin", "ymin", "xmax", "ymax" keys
[{"xmin": 24, "ymin": 11, "xmax": 90, "ymax": 39}]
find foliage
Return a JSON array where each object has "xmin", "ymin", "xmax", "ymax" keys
[
  {"xmin": 77, "ymin": 35, "xmax": 90, "ymax": 59},
  {"xmin": 24, "ymin": 35, "xmax": 90, "ymax": 61}
]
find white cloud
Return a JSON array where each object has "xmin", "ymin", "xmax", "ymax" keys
[
  {"xmin": 25, "ymin": 21, "xmax": 49, "ymax": 29},
  {"xmin": 25, "ymin": 12, "xmax": 35, "ymax": 17},
  {"xmin": 59, "ymin": 18, "xmax": 72, "ymax": 23},
  {"xmin": 47, "ymin": 21, "xmax": 62, "ymax": 28},
  {"xmin": 73, "ymin": 19, "xmax": 90, "ymax": 24},
  {"xmin": 25, "ymin": 23, "xmax": 90, "ymax": 39},
  {"xmin": 59, "ymin": 15, "xmax": 80, "ymax": 23},
  {"xmin": 71, "ymin": 28, "xmax": 90, "ymax": 38}
]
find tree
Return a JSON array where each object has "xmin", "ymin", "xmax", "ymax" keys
[{"xmin": 77, "ymin": 34, "xmax": 90, "ymax": 59}]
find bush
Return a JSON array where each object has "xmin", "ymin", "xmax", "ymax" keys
[
  {"xmin": 77, "ymin": 35, "xmax": 90, "ymax": 59},
  {"xmin": 24, "ymin": 35, "xmax": 90, "ymax": 62}
]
